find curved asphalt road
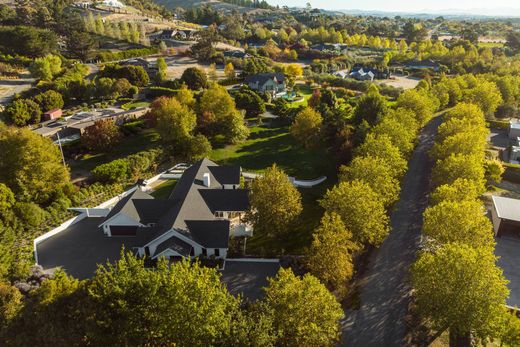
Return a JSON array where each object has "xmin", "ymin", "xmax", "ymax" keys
[{"xmin": 341, "ymin": 115, "xmax": 443, "ymax": 347}]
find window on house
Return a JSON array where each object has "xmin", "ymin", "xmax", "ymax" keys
[
  {"xmin": 202, "ymin": 248, "xmax": 207, "ymax": 256},
  {"xmin": 215, "ymin": 249, "xmax": 220, "ymax": 257},
  {"xmin": 190, "ymin": 248, "xmax": 194, "ymax": 256}
]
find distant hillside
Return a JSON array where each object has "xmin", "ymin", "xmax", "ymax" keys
[
  {"xmin": 153, "ymin": 0, "xmax": 205, "ymax": 9},
  {"xmin": 153, "ymin": 0, "xmax": 268, "ymax": 12}
]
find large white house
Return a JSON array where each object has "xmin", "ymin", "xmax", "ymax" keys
[
  {"xmin": 80, "ymin": 158, "xmax": 251, "ymax": 262},
  {"xmin": 244, "ymin": 73, "xmax": 286, "ymax": 97}
]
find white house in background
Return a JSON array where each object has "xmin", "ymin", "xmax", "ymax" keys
[
  {"xmin": 491, "ymin": 195, "xmax": 520, "ymax": 237},
  {"xmin": 88, "ymin": 158, "xmax": 251, "ymax": 261},
  {"xmin": 244, "ymin": 73, "xmax": 286, "ymax": 97},
  {"xmin": 102, "ymin": 0, "xmax": 125, "ymax": 8},
  {"xmin": 333, "ymin": 70, "xmax": 349, "ymax": 79}
]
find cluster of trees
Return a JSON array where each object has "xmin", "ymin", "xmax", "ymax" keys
[
  {"xmin": 305, "ymin": 84, "xmax": 437, "ymax": 291},
  {"xmin": 0, "ymin": 255, "xmax": 344, "ymax": 346},
  {"xmin": 100, "ymin": 64, "xmax": 150, "ymax": 87},
  {"xmin": 0, "ymin": 25, "xmax": 57, "ymax": 58},
  {"xmin": 92, "ymin": 149, "xmax": 163, "ymax": 184},
  {"xmin": 412, "ymin": 102, "xmax": 516, "ymax": 345},
  {"xmin": 0, "ymin": 124, "xmax": 70, "ymax": 278},
  {"xmin": 3, "ymin": 89, "xmax": 64, "ymax": 126},
  {"xmin": 83, "ymin": 12, "xmax": 148, "ymax": 46},
  {"xmin": 432, "ymin": 73, "xmax": 508, "ymax": 118},
  {"xmin": 3, "ymin": 62, "xmax": 141, "ymax": 126},
  {"xmin": 148, "ymin": 81, "xmax": 248, "ymax": 160}
]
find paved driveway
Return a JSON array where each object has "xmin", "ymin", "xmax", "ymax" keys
[
  {"xmin": 220, "ymin": 260, "xmax": 280, "ymax": 301},
  {"xmin": 341, "ymin": 115, "xmax": 443, "ymax": 346},
  {"xmin": 37, "ymin": 217, "xmax": 141, "ymax": 279},
  {"xmin": 496, "ymin": 236, "xmax": 520, "ymax": 307},
  {"xmin": 0, "ymin": 76, "xmax": 34, "ymax": 105}
]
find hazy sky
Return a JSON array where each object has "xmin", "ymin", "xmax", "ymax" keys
[{"xmin": 268, "ymin": 0, "xmax": 520, "ymax": 13}]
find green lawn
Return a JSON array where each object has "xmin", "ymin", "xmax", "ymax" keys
[
  {"xmin": 210, "ymin": 124, "xmax": 337, "ymax": 180},
  {"xmin": 121, "ymin": 101, "xmax": 151, "ymax": 110},
  {"xmin": 151, "ymin": 180, "xmax": 177, "ymax": 199},
  {"xmin": 478, "ymin": 41, "xmax": 505, "ymax": 48},
  {"xmin": 69, "ymin": 129, "xmax": 161, "ymax": 173},
  {"xmin": 211, "ymin": 122, "xmax": 338, "ymax": 255}
]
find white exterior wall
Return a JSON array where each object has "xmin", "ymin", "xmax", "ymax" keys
[
  {"xmin": 101, "ymin": 213, "xmax": 142, "ymax": 236},
  {"xmin": 509, "ymin": 126, "xmax": 520, "ymax": 140},
  {"xmin": 153, "ymin": 248, "xmax": 183, "ymax": 260},
  {"xmin": 223, "ymin": 184, "xmax": 239, "ymax": 189},
  {"xmin": 144, "ymin": 230, "xmax": 176, "ymax": 255},
  {"xmin": 204, "ymin": 248, "xmax": 227, "ymax": 259},
  {"xmin": 491, "ymin": 204, "xmax": 502, "ymax": 236}
]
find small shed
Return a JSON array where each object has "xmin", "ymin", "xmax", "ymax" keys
[
  {"xmin": 42, "ymin": 109, "xmax": 62, "ymax": 121},
  {"xmin": 491, "ymin": 196, "xmax": 520, "ymax": 237}
]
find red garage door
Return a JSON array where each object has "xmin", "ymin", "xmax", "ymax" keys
[{"xmin": 110, "ymin": 225, "xmax": 137, "ymax": 236}]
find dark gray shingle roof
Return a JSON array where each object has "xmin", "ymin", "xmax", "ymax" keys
[
  {"xmin": 104, "ymin": 189, "xmax": 154, "ymax": 222},
  {"xmin": 244, "ymin": 73, "xmax": 285, "ymax": 86},
  {"xmin": 185, "ymin": 220, "xmax": 230, "ymax": 248},
  {"xmin": 199, "ymin": 189, "xmax": 250, "ymax": 212},
  {"xmin": 154, "ymin": 236, "xmax": 193, "ymax": 257},
  {"xmin": 208, "ymin": 166, "xmax": 241, "ymax": 185}
]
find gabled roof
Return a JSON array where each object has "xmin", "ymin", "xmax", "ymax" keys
[
  {"xmin": 154, "ymin": 236, "xmax": 192, "ymax": 257},
  {"xmin": 492, "ymin": 196, "xmax": 520, "ymax": 222},
  {"xmin": 159, "ymin": 158, "xmax": 247, "ymax": 232},
  {"xmin": 185, "ymin": 220, "xmax": 230, "ymax": 248},
  {"xmin": 406, "ymin": 59, "xmax": 440, "ymax": 68},
  {"xmin": 208, "ymin": 166, "xmax": 241, "ymax": 185},
  {"xmin": 244, "ymin": 73, "xmax": 285, "ymax": 86},
  {"xmin": 199, "ymin": 189, "xmax": 250, "ymax": 212},
  {"xmin": 103, "ymin": 158, "xmax": 249, "ymax": 250},
  {"xmin": 104, "ymin": 189, "xmax": 154, "ymax": 222}
]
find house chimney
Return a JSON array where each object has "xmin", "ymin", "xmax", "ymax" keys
[{"xmin": 203, "ymin": 173, "xmax": 211, "ymax": 187}]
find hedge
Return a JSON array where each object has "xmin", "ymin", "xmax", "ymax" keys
[
  {"xmin": 503, "ymin": 163, "xmax": 520, "ymax": 184},
  {"xmin": 96, "ymin": 47, "xmax": 159, "ymax": 62},
  {"xmin": 146, "ymin": 86, "xmax": 178, "ymax": 98},
  {"xmin": 488, "ymin": 119, "xmax": 510, "ymax": 130}
]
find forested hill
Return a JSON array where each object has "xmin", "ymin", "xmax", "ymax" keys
[{"xmin": 153, "ymin": 0, "xmax": 272, "ymax": 11}]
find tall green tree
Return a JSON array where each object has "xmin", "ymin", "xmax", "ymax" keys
[
  {"xmin": 396, "ymin": 89, "xmax": 438, "ymax": 126},
  {"xmin": 151, "ymin": 96, "xmax": 196, "ymax": 151},
  {"xmin": 87, "ymin": 255, "xmax": 240, "ymax": 346},
  {"xmin": 290, "ymin": 107, "xmax": 323, "ymax": 148},
  {"xmin": 320, "ymin": 180, "xmax": 390, "ymax": 246},
  {"xmin": 355, "ymin": 133, "xmax": 407, "ymax": 179},
  {"xmin": 307, "ymin": 212, "xmax": 358, "ymax": 289},
  {"xmin": 246, "ymin": 165, "xmax": 302, "ymax": 238},
  {"xmin": 0, "ymin": 125, "xmax": 69, "ymax": 203},
  {"xmin": 353, "ymin": 86, "xmax": 388, "ymax": 126},
  {"xmin": 423, "ymin": 200, "xmax": 494, "ymax": 248},
  {"xmin": 198, "ymin": 83, "xmax": 248, "ymax": 143},
  {"xmin": 412, "ymin": 244, "xmax": 508, "ymax": 345},
  {"xmin": 156, "ymin": 57, "xmax": 168, "ymax": 84},
  {"xmin": 263, "ymin": 268, "xmax": 343, "ymax": 347},
  {"xmin": 340, "ymin": 156, "xmax": 400, "ymax": 206}
]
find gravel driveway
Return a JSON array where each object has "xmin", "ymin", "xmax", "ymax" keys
[{"xmin": 341, "ymin": 115, "xmax": 443, "ymax": 347}]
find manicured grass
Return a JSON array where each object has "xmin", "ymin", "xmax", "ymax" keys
[
  {"xmin": 121, "ymin": 101, "xmax": 151, "ymax": 110},
  {"xmin": 151, "ymin": 180, "xmax": 177, "ymax": 199},
  {"xmin": 211, "ymin": 121, "xmax": 338, "ymax": 256},
  {"xmin": 478, "ymin": 41, "xmax": 505, "ymax": 48},
  {"xmin": 210, "ymin": 123, "xmax": 337, "ymax": 180},
  {"xmin": 69, "ymin": 129, "xmax": 161, "ymax": 173}
]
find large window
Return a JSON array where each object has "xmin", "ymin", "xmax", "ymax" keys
[{"xmin": 215, "ymin": 248, "xmax": 220, "ymax": 257}]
